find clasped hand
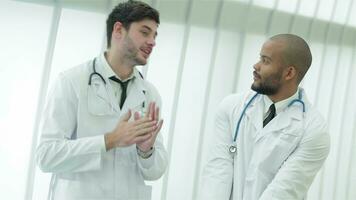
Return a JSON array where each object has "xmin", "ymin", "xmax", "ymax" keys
[{"xmin": 105, "ymin": 102, "xmax": 163, "ymax": 152}]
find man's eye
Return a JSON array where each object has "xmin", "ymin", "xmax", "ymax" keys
[
  {"xmin": 141, "ymin": 31, "xmax": 149, "ymax": 36},
  {"xmin": 262, "ymin": 58, "xmax": 269, "ymax": 64}
]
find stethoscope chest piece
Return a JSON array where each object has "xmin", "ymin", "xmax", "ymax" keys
[{"xmin": 229, "ymin": 143, "xmax": 237, "ymax": 154}]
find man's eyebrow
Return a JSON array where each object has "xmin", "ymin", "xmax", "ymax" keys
[
  {"xmin": 260, "ymin": 54, "xmax": 272, "ymax": 61},
  {"xmin": 141, "ymin": 25, "xmax": 158, "ymax": 37}
]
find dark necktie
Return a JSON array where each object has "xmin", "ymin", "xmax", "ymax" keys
[
  {"xmin": 109, "ymin": 76, "xmax": 130, "ymax": 109},
  {"xmin": 263, "ymin": 104, "xmax": 276, "ymax": 127}
]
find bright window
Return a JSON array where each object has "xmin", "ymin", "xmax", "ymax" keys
[{"xmin": 0, "ymin": 1, "xmax": 53, "ymax": 199}]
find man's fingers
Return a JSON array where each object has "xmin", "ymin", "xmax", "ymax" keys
[
  {"xmin": 134, "ymin": 111, "xmax": 141, "ymax": 121},
  {"xmin": 144, "ymin": 102, "xmax": 152, "ymax": 119},
  {"xmin": 120, "ymin": 109, "xmax": 131, "ymax": 122},
  {"xmin": 142, "ymin": 120, "xmax": 162, "ymax": 145},
  {"xmin": 154, "ymin": 107, "xmax": 159, "ymax": 121},
  {"xmin": 133, "ymin": 116, "xmax": 152, "ymax": 126},
  {"xmin": 135, "ymin": 120, "xmax": 156, "ymax": 131},
  {"xmin": 133, "ymin": 133, "xmax": 152, "ymax": 144},
  {"xmin": 150, "ymin": 102, "xmax": 154, "ymax": 119},
  {"xmin": 153, "ymin": 120, "xmax": 163, "ymax": 135},
  {"xmin": 151, "ymin": 102, "xmax": 156, "ymax": 120},
  {"xmin": 135, "ymin": 125, "xmax": 157, "ymax": 136},
  {"xmin": 145, "ymin": 102, "xmax": 156, "ymax": 119}
]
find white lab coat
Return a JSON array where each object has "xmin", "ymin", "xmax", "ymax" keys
[
  {"xmin": 36, "ymin": 54, "xmax": 168, "ymax": 200},
  {"xmin": 199, "ymin": 89, "xmax": 330, "ymax": 200}
]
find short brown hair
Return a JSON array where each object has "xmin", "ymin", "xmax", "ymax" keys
[{"xmin": 106, "ymin": 0, "xmax": 160, "ymax": 48}]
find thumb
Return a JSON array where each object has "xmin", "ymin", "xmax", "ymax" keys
[
  {"xmin": 121, "ymin": 109, "xmax": 132, "ymax": 121},
  {"xmin": 134, "ymin": 111, "xmax": 141, "ymax": 121}
]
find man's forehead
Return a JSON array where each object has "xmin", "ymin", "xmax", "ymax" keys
[
  {"xmin": 261, "ymin": 40, "xmax": 286, "ymax": 57},
  {"xmin": 134, "ymin": 19, "xmax": 158, "ymax": 29}
]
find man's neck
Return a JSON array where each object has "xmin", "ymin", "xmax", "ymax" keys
[
  {"xmin": 105, "ymin": 50, "xmax": 134, "ymax": 80},
  {"xmin": 267, "ymin": 86, "xmax": 298, "ymax": 103}
]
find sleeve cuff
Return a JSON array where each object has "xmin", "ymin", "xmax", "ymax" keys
[
  {"xmin": 98, "ymin": 135, "xmax": 106, "ymax": 153},
  {"xmin": 137, "ymin": 149, "xmax": 155, "ymax": 169}
]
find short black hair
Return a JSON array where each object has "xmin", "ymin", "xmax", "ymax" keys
[
  {"xmin": 106, "ymin": 0, "xmax": 160, "ymax": 48},
  {"xmin": 269, "ymin": 34, "xmax": 312, "ymax": 83}
]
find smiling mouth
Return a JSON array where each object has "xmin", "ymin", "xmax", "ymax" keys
[{"xmin": 140, "ymin": 48, "xmax": 151, "ymax": 58}]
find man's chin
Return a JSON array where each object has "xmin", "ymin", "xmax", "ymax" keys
[
  {"xmin": 251, "ymin": 83, "xmax": 259, "ymax": 92},
  {"xmin": 251, "ymin": 85, "xmax": 278, "ymax": 95},
  {"xmin": 134, "ymin": 58, "xmax": 147, "ymax": 66}
]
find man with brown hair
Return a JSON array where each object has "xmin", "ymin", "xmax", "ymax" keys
[{"xmin": 36, "ymin": 1, "xmax": 167, "ymax": 199}]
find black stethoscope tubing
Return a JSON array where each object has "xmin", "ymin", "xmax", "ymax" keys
[
  {"xmin": 88, "ymin": 58, "xmax": 106, "ymax": 85},
  {"xmin": 87, "ymin": 57, "xmax": 147, "ymax": 109}
]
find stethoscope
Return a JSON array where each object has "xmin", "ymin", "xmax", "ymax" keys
[
  {"xmin": 87, "ymin": 58, "xmax": 147, "ymax": 113},
  {"xmin": 47, "ymin": 58, "xmax": 148, "ymax": 200},
  {"xmin": 88, "ymin": 58, "xmax": 107, "ymax": 86},
  {"xmin": 229, "ymin": 90, "xmax": 306, "ymax": 154}
]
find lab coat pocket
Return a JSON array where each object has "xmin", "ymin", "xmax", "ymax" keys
[
  {"xmin": 130, "ymin": 102, "xmax": 146, "ymax": 117},
  {"xmin": 87, "ymin": 84, "xmax": 114, "ymax": 116},
  {"xmin": 259, "ymin": 130, "xmax": 301, "ymax": 176}
]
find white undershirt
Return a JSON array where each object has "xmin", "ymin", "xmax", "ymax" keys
[{"xmin": 263, "ymin": 89, "xmax": 299, "ymax": 119}]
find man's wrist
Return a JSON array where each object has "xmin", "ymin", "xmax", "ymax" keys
[
  {"xmin": 104, "ymin": 132, "xmax": 115, "ymax": 151},
  {"xmin": 136, "ymin": 146, "xmax": 154, "ymax": 159}
]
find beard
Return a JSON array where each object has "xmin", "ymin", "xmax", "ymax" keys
[
  {"xmin": 251, "ymin": 71, "xmax": 282, "ymax": 95},
  {"xmin": 123, "ymin": 35, "xmax": 146, "ymax": 66}
]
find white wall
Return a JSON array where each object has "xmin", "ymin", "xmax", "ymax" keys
[{"xmin": 1, "ymin": 0, "xmax": 355, "ymax": 199}]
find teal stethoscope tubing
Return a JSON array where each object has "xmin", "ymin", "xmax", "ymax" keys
[{"xmin": 229, "ymin": 91, "xmax": 305, "ymax": 154}]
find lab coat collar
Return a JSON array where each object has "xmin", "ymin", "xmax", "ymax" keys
[
  {"xmin": 99, "ymin": 52, "xmax": 137, "ymax": 81},
  {"xmin": 99, "ymin": 52, "xmax": 147, "ymax": 92},
  {"xmin": 263, "ymin": 89, "xmax": 299, "ymax": 116},
  {"xmin": 244, "ymin": 89, "xmax": 307, "ymax": 139},
  {"xmin": 88, "ymin": 55, "xmax": 119, "ymax": 114},
  {"xmin": 90, "ymin": 54, "xmax": 147, "ymax": 115},
  {"xmin": 256, "ymin": 88, "xmax": 307, "ymax": 141},
  {"xmin": 245, "ymin": 92, "xmax": 264, "ymax": 131}
]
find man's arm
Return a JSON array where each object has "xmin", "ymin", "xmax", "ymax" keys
[
  {"xmin": 135, "ymin": 89, "xmax": 168, "ymax": 180},
  {"xmin": 136, "ymin": 132, "xmax": 168, "ymax": 180},
  {"xmin": 36, "ymin": 73, "xmax": 106, "ymax": 173},
  {"xmin": 198, "ymin": 95, "xmax": 238, "ymax": 200},
  {"xmin": 36, "ymin": 73, "xmax": 156, "ymax": 173},
  {"xmin": 259, "ymin": 115, "xmax": 330, "ymax": 200}
]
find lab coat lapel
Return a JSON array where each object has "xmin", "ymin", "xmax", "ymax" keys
[
  {"xmin": 245, "ymin": 95, "xmax": 264, "ymax": 132},
  {"xmin": 89, "ymin": 60, "xmax": 120, "ymax": 114},
  {"xmin": 256, "ymin": 102, "xmax": 303, "ymax": 142}
]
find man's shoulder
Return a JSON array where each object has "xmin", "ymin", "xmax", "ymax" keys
[
  {"xmin": 220, "ymin": 90, "xmax": 255, "ymax": 107},
  {"xmin": 299, "ymin": 96, "xmax": 328, "ymax": 139},
  {"xmin": 305, "ymin": 105, "xmax": 327, "ymax": 129},
  {"xmin": 141, "ymin": 79, "xmax": 157, "ymax": 90},
  {"xmin": 217, "ymin": 90, "xmax": 256, "ymax": 114},
  {"xmin": 61, "ymin": 60, "xmax": 90, "ymax": 80}
]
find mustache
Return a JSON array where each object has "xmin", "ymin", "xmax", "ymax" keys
[{"xmin": 253, "ymin": 71, "xmax": 261, "ymax": 79}]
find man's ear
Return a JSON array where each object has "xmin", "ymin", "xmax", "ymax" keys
[
  {"xmin": 112, "ymin": 21, "xmax": 125, "ymax": 40},
  {"xmin": 284, "ymin": 66, "xmax": 297, "ymax": 81}
]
